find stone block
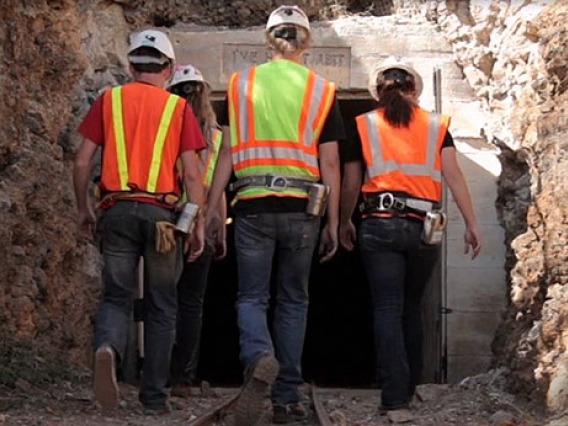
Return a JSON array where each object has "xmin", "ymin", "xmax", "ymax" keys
[
  {"xmin": 447, "ymin": 354, "xmax": 492, "ymax": 383},
  {"xmin": 446, "ymin": 223, "xmax": 505, "ymax": 268},
  {"xmin": 446, "ymin": 191, "xmax": 499, "ymax": 226},
  {"xmin": 446, "ymin": 266, "xmax": 507, "ymax": 311},
  {"xmin": 447, "ymin": 311, "xmax": 501, "ymax": 356}
]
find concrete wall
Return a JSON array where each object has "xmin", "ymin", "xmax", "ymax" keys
[{"xmin": 169, "ymin": 15, "xmax": 506, "ymax": 383}]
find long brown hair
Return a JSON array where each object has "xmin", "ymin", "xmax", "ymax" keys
[
  {"xmin": 375, "ymin": 75, "xmax": 417, "ymax": 128},
  {"xmin": 170, "ymin": 81, "xmax": 218, "ymax": 148}
]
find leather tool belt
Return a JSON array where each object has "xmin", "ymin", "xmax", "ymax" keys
[
  {"xmin": 228, "ymin": 175, "xmax": 315, "ymax": 193},
  {"xmin": 96, "ymin": 191, "xmax": 180, "ymax": 210},
  {"xmin": 359, "ymin": 192, "xmax": 439, "ymax": 217}
]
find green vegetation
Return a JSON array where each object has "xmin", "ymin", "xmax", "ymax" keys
[{"xmin": 0, "ymin": 336, "xmax": 89, "ymax": 388}]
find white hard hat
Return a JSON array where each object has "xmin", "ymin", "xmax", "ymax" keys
[
  {"xmin": 168, "ymin": 64, "xmax": 205, "ymax": 88},
  {"xmin": 368, "ymin": 56, "xmax": 423, "ymax": 100},
  {"xmin": 127, "ymin": 29, "xmax": 175, "ymax": 64},
  {"xmin": 266, "ymin": 5, "xmax": 310, "ymax": 31}
]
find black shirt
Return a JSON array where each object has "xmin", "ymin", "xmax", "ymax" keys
[{"xmin": 217, "ymin": 96, "xmax": 345, "ymax": 215}]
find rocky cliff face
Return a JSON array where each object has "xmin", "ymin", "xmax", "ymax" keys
[
  {"xmin": 431, "ymin": 0, "xmax": 568, "ymax": 410},
  {"xmin": 0, "ymin": 0, "xmax": 566, "ymax": 412},
  {"xmin": 0, "ymin": 0, "xmax": 97, "ymax": 366}
]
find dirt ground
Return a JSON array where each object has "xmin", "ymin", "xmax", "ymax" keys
[{"xmin": 0, "ymin": 375, "xmax": 555, "ymax": 426}]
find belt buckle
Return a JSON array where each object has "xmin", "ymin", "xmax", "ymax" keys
[
  {"xmin": 377, "ymin": 193, "xmax": 406, "ymax": 211},
  {"xmin": 267, "ymin": 175, "xmax": 288, "ymax": 191},
  {"xmin": 392, "ymin": 198, "xmax": 406, "ymax": 211},
  {"xmin": 377, "ymin": 192, "xmax": 394, "ymax": 210}
]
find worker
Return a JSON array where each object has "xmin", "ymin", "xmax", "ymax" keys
[
  {"xmin": 73, "ymin": 29, "xmax": 205, "ymax": 415},
  {"xmin": 204, "ymin": 5, "xmax": 345, "ymax": 425},
  {"xmin": 167, "ymin": 64, "xmax": 226, "ymax": 396},
  {"xmin": 339, "ymin": 56, "xmax": 482, "ymax": 416}
]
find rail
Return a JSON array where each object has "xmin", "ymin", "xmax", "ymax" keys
[{"xmin": 186, "ymin": 392, "xmax": 239, "ymax": 426}]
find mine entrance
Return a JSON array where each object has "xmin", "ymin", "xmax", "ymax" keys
[{"xmin": 197, "ymin": 95, "xmax": 442, "ymax": 387}]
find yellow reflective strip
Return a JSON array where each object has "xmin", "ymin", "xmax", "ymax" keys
[
  {"xmin": 204, "ymin": 129, "xmax": 222, "ymax": 187},
  {"xmin": 147, "ymin": 94, "xmax": 179, "ymax": 192},
  {"xmin": 111, "ymin": 87, "xmax": 129, "ymax": 190}
]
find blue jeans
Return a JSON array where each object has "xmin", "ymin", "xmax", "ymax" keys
[
  {"xmin": 171, "ymin": 250, "xmax": 213, "ymax": 385},
  {"xmin": 358, "ymin": 217, "xmax": 439, "ymax": 409},
  {"xmin": 234, "ymin": 212, "xmax": 320, "ymax": 405},
  {"xmin": 94, "ymin": 201, "xmax": 183, "ymax": 408}
]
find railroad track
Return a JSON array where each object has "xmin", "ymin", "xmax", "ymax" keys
[
  {"xmin": 186, "ymin": 392, "xmax": 239, "ymax": 426},
  {"xmin": 186, "ymin": 384, "xmax": 334, "ymax": 426},
  {"xmin": 311, "ymin": 384, "xmax": 334, "ymax": 426}
]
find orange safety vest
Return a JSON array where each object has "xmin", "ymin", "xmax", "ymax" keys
[
  {"xmin": 228, "ymin": 59, "xmax": 335, "ymax": 201},
  {"xmin": 100, "ymin": 82, "xmax": 186, "ymax": 196},
  {"xmin": 356, "ymin": 107, "xmax": 450, "ymax": 203}
]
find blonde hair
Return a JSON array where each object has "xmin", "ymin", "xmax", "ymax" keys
[{"xmin": 265, "ymin": 24, "xmax": 311, "ymax": 55}]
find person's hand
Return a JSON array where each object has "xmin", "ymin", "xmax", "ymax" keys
[
  {"xmin": 319, "ymin": 223, "xmax": 338, "ymax": 263},
  {"xmin": 464, "ymin": 225, "xmax": 481, "ymax": 259},
  {"xmin": 205, "ymin": 211, "xmax": 227, "ymax": 261},
  {"xmin": 204, "ymin": 205, "xmax": 218, "ymax": 231},
  {"xmin": 214, "ymin": 230, "xmax": 227, "ymax": 260},
  {"xmin": 185, "ymin": 217, "xmax": 204, "ymax": 262},
  {"xmin": 78, "ymin": 208, "xmax": 96, "ymax": 242},
  {"xmin": 339, "ymin": 220, "xmax": 357, "ymax": 251},
  {"xmin": 213, "ymin": 219, "xmax": 227, "ymax": 260}
]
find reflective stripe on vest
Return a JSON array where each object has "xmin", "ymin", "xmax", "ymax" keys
[
  {"xmin": 110, "ymin": 86, "xmax": 179, "ymax": 192},
  {"xmin": 111, "ymin": 88, "xmax": 128, "ymax": 189},
  {"xmin": 228, "ymin": 61, "xmax": 335, "ymax": 200},
  {"xmin": 203, "ymin": 128, "xmax": 223, "ymax": 188},
  {"xmin": 357, "ymin": 108, "xmax": 448, "ymax": 201}
]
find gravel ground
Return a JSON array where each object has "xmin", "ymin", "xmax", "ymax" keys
[{"xmin": 0, "ymin": 379, "xmax": 551, "ymax": 426}]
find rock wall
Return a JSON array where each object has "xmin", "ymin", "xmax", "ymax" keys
[
  {"xmin": 115, "ymin": 0, "xmax": 396, "ymax": 27},
  {"xmin": 430, "ymin": 0, "xmax": 568, "ymax": 411},
  {"xmin": 0, "ymin": 0, "xmax": 98, "ymax": 367}
]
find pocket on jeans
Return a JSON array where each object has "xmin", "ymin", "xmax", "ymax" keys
[
  {"xmin": 360, "ymin": 219, "xmax": 396, "ymax": 248},
  {"xmin": 288, "ymin": 215, "xmax": 319, "ymax": 250},
  {"xmin": 235, "ymin": 214, "xmax": 269, "ymax": 248}
]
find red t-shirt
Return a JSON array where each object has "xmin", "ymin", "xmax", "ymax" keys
[
  {"xmin": 78, "ymin": 86, "xmax": 205, "ymax": 153},
  {"xmin": 78, "ymin": 84, "xmax": 205, "ymax": 209}
]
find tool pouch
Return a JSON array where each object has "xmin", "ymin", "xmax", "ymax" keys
[
  {"xmin": 421, "ymin": 211, "xmax": 447, "ymax": 245},
  {"xmin": 305, "ymin": 183, "xmax": 330, "ymax": 217},
  {"xmin": 175, "ymin": 202, "xmax": 200, "ymax": 234},
  {"xmin": 155, "ymin": 221, "xmax": 177, "ymax": 254}
]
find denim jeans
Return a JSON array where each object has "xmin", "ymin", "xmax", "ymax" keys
[
  {"xmin": 170, "ymin": 250, "xmax": 213, "ymax": 385},
  {"xmin": 234, "ymin": 212, "xmax": 320, "ymax": 405},
  {"xmin": 358, "ymin": 216, "xmax": 439, "ymax": 409},
  {"xmin": 94, "ymin": 201, "xmax": 183, "ymax": 408}
]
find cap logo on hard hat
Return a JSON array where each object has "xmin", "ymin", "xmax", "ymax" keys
[
  {"xmin": 266, "ymin": 5, "xmax": 310, "ymax": 31},
  {"xmin": 127, "ymin": 29, "xmax": 176, "ymax": 62},
  {"xmin": 367, "ymin": 55, "xmax": 424, "ymax": 100},
  {"xmin": 168, "ymin": 64, "xmax": 206, "ymax": 88}
]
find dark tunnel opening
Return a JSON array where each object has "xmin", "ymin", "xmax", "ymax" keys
[{"xmin": 196, "ymin": 98, "xmax": 380, "ymax": 387}]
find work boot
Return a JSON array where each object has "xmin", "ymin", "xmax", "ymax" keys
[
  {"xmin": 170, "ymin": 382, "xmax": 193, "ymax": 398},
  {"xmin": 235, "ymin": 354, "xmax": 279, "ymax": 426},
  {"xmin": 378, "ymin": 403, "xmax": 415, "ymax": 424},
  {"xmin": 272, "ymin": 402, "xmax": 308, "ymax": 424},
  {"xmin": 142, "ymin": 401, "xmax": 172, "ymax": 416},
  {"xmin": 93, "ymin": 345, "xmax": 119, "ymax": 414},
  {"xmin": 378, "ymin": 402, "xmax": 410, "ymax": 416}
]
